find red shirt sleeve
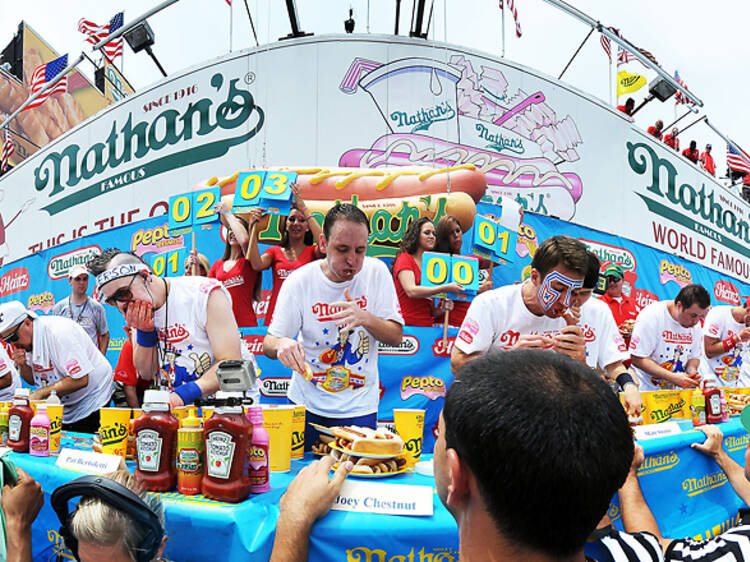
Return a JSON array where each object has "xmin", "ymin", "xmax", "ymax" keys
[{"xmin": 113, "ymin": 339, "xmax": 137, "ymax": 386}]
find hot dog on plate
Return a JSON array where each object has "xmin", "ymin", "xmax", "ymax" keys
[{"xmin": 330, "ymin": 425, "xmax": 403, "ymax": 456}]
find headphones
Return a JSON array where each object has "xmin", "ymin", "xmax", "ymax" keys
[{"xmin": 51, "ymin": 475, "xmax": 164, "ymax": 562}]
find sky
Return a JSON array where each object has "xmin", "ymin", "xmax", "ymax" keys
[{"xmin": 1, "ymin": 0, "xmax": 748, "ymax": 178}]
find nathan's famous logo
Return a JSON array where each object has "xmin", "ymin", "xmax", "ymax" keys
[
  {"xmin": 725, "ymin": 434, "xmax": 749, "ymax": 452},
  {"xmin": 580, "ymin": 239, "xmax": 636, "ymax": 271},
  {"xmin": 659, "ymin": 260, "xmax": 692, "ymax": 288},
  {"xmin": 108, "ymin": 336, "xmax": 128, "ymax": 352},
  {"xmin": 400, "ymin": 375, "xmax": 446, "ymax": 401},
  {"xmin": 33, "ymin": 73, "xmax": 265, "ymax": 216},
  {"xmin": 390, "ymin": 101, "xmax": 456, "ymax": 133},
  {"xmin": 158, "ymin": 323, "xmax": 189, "ymax": 344},
  {"xmin": 260, "ymin": 377, "xmax": 290, "ymax": 397},
  {"xmin": 312, "ymin": 298, "xmax": 368, "ymax": 322},
  {"xmin": 474, "ymin": 124, "xmax": 524, "ymax": 154},
  {"xmin": 607, "ymin": 502, "xmax": 621, "ymax": 523},
  {"xmin": 628, "ymin": 141, "xmax": 750, "ymax": 260},
  {"xmin": 132, "ymin": 223, "xmax": 184, "ymax": 255},
  {"xmin": 0, "ymin": 267, "xmax": 30, "ymax": 298},
  {"xmin": 432, "ymin": 336, "xmax": 455, "ymax": 357},
  {"xmin": 637, "ymin": 451, "xmax": 680, "ymax": 476},
  {"xmin": 100, "ymin": 421, "xmax": 129, "ymax": 446},
  {"xmin": 378, "ymin": 335, "xmax": 419, "ymax": 355},
  {"xmin": 714, "ymin": 280, "xmax": 741, "ymax": 306},
  {"xmin": 47, "ymin": 245, "xmax": 101, "ymax": 280},
  {"xmin": 346, "ymin": 547, "xmax": 458, "ymax": 562},
  {"xmin": 649, "ymin": 397, "xmax": 686, "ymax": 423},
  {"xmin": 682, "ymin": 470, "xmax": 728, "ymax": 497},
  {"xmin": 27, "ymin": 291, "xmax": 55, "ymax": 314}
]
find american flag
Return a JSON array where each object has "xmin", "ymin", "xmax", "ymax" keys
[
  {"xmin": 500, "ymin": 0, "xmax": 522, "ymax": 38},
  {"xmin": 727, "ymin": 144, "xmax": 750, "ymax": 175},
  {"xmin": 1, "ymin": 128, "xmax": 14, "ymax": 172},
  {"xmin": 78, "ymin": 12, "xmax": 124, "ymax": 60},
  {"xmin": 601, "ymin": 28, "xmax": 657, "ymax": 68},
  {"xmin": 674, "ymin": 70, "xmax": 695, "ymax": 106},
  {"xmin": 23, "ymin": 55, "xmax": 68, "ymax": 111}
]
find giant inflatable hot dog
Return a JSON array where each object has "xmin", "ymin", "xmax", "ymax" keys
[{"xmin": 193, "ymin": 165, "xmax": 487, "ymax": 256}]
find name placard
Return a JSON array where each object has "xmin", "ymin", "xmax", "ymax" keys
[
  {"xmin": 330, "ymin": 481, "xmax": 433, "ymax": 516},
  {"xmin": 55, "ymin": 447, "xmax": 126, "ymax": 474},
  {"xmin": 634, "ymin": 421, "xmax": 682, "ymax": 441}
]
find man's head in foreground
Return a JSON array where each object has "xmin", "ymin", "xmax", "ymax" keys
[{"xmin": 435, "ymin": 349, "xmax": 633, "ymax": 558}]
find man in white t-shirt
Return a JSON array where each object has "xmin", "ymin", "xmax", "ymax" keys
[
  {"xmin": 700, "ymin": 300, "xmax": 750, "ymax": 387},
  {"xmin": 0, "ymin": 341, "xmax": 21, "ymax": 401},
  {"xmin": 0, "ymin": 301, "xmax": 113, "ymax": 432},
  {"xmin": 88, "ymin": 250, "xmax": 258, "ymax": 408},
  {"xmin": 450, "ymin": 235, "xmax": 588, "ymax": 374},
  {"xmin": 264, "ymin": 204, "xmax": 403, "ymax": 449},
  {"xmin": 629, "ymin": 284, "xmax": 709, "ymax": 391}
]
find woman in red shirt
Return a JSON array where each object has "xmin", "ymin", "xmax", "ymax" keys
[
  {"xmin": 247, "ymin": 188, "xmax": 323, "ymax": 325},
  {"xmin": 392, "ymin": 217, "xmax": 464, "ymax": 326},
  {"xmin": 434, "ymin": 215, "xmax": 494, "ymax": 327},
  {"xmin": 208, "ymin": 202, "xmax": 260, "ymax": 327}
]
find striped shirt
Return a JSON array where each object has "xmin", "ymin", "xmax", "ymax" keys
[
  {"xmin": 665, "ymin": 525, "xmax": 750, "ymax": 561},
  {"xmin": 589, "ymin": 527, "xmax": 663, "ymax": 561}
]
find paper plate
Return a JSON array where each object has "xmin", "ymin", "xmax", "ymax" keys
[
  {"xmin": 329, "ymin": 442, "xmax": 404, "ymax": 459},
  {"xmin": 310, "ymin": 422, "xmax": 334, "ymax": 436},
  {"xmin": 332, "ymin": 464, "xmax": 408, "ymax": 478}
]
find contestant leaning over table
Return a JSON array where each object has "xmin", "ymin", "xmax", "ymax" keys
[
  {"xmin": 206, "ymin": 200, "xmax": 261, "ymax": 328},
  {"xmin": 434, "ymin": 214, "xmax": 493, "ymax": 327},
  {"xmin": 0, "ymin": 339, "xmax": 21, "ymax": 400},
  {"xmin": 87, "ymin": 249, "xmax": 258, "ymax": 408},
  {"xmin": 271, "ymin": 350, "xmax": 663, "ymax": 562},
  {"xmin": 52, "ymin": 265, "xmax": 110, "ymax": 356},
  {"xmin": 263, "ymin": 203, "xmax": 403, "ymax": 449},
  {"xmin": 629, "ymin": 284, "xmax": 709, "ymax": 391},
  {"xmin": 573, "ymin": 251, "xmax": 643, "ymax": 416},
  {"xmin": 392, "ymin": 217, "xmax": 465, "ymax": 326},
  {"xmin": 246, "ymin": 184, "xmax": 324, "ymax": 325},
  {"xmin": 450, "ymin": 234, "xmax": 589, "ymax": 374},
  {"xmin": 0, "ymin": 301, "xmax": 113, "ymax": 433},
  {"xmin": 617, "ymin": 425, "xmax": 750, "ymax": 559},
  {"xmin": 700, "ymin": 298, "xmax": 750, "ymax": 387}
]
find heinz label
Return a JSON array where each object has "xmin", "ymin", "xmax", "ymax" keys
[
  {"xmin": 137, "ymin": 429, "xmax": 163, "ymax": 472},
  {"xmin": 8, "ymin": 414, "xmax": 21, "ymax": 442},
  {"xmin": 207, "ymin": 431, "xmax": 235, "ymax": 479}
]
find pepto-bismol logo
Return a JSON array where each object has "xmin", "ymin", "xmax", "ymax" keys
[{"xmin": 47, "ymin": 245, "xmax": 101, "ymax": 280}]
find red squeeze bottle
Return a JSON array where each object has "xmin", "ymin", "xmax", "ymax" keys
[
  {"xmin": 202, "ymin": 391, "xmax": 253, "ymax": 503},
  {"xmin": 8, "ymin": 388, "xmax": 34, "ymax": 453},
  {"xmin": 134, "ymin": 390, "xmax": 179, "ymax": 492},
  {"xmin": 703, "ymin": 381, "xmax": 723, "ymax": 424}
]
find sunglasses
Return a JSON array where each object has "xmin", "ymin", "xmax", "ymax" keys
[
  {"xmin": 606, "ymin": 276, "xmax": 623, "ymax": 283},
  {"xmin": 286, "ymin": 216, "xmax": 307, "ymax": 223},
  {"xmin": 103, "ymin": 274, "xmax": 139, "ymax": 306},
  {"xmin": 2, "ymin": 321, "xmax": 23, "ymax": 344}
]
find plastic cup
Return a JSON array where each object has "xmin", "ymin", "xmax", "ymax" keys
[
  {"xmin": 201, "ymin": 406, "xmax": 214, "ymax": 424},
  {"xmin": 393, "ymin": 408, "xmax": 425, "ymax": 467},
  {"xmin": 46, "ymin": 404, "xmax": 64, "ymax": 454},
  {"xmin": 172, "ymin": 406, "xmax": 189, "ymax": 424},
  {"xmin": 262, "ymin": 405, "xmax": 295, "ymax": 472},
  {"xmin": 99, "ymin": 407, "xmax": 131, "ymax": 459},
  {"xmin": 291, "ymin": 406, "xmax": 305, "ymax": 460}
]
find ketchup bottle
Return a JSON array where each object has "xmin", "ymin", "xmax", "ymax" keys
[
  {"xmin": 202, "ymin": 392, "xmax": 253, "ymax": 503},
  {"xmin": 8, "ymin": 388, "xmax": 34, "ymax": 453},
  {"xmin": 703, "ymin": 381, "xmax": 723, "ymax": 424},
  {"xmin": 134, "ymin": 390, "xmax": 179, "ymax": 492}
]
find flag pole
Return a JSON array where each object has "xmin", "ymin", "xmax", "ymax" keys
[
  {"xmin": 229, "ymin": 0, "xmax": 234, "ymax": 53},
  {"xmin": 501, "ymin": 2, "xmax": 506, "ymax": 57}
]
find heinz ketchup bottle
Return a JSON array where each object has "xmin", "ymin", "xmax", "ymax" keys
[
  {"xmin": 202, "ymin": 392, "xmax": 253, "ymax": 503},
  {"xmin": 134, "ymin": 390, "xmax": 179, "ymax": 492},
  {"xmin": 8, "ymin": 388, "xmax": 34, "ymax": 453}
]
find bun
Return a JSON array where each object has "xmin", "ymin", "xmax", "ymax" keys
[{"xmin": 330, "ymin": 425, "xmax": 403, "ymax": 456}]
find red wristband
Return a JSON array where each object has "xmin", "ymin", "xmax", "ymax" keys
[{"xmin": 722, "ymin": 335, "xmax": 738, "ymax": 352}]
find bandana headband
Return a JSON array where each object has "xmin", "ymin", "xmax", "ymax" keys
[
  {"xmin": 538, "ymin": 271, "xmax": 583, "ymax": 310},
  {"xmin": 95, "ymin": 263, "xmax": 149, "ymax": 292}
]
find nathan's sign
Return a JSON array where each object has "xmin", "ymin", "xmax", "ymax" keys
[
  {"xmin": 47, "ymin": 245, "xmax": 101, "ymax": 280},
  {"xmin": 580, "ymin": 239, "xmax": 636, "ymax": 271},
  {"xmin": 33, "ymin": 73, "xmax": 265, "ymax": 216}
]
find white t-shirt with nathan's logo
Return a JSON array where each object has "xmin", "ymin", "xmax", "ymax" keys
[
  {"xmin": 268, "ymin": 257, "xmax": 403, "ymax": 418},
  {"xmin": 580, "ymin": 298, "xmax": 629, "ymax": 370},
  {"xmin": 700, "ymin": 306, "xmax": 749, "ymax": 387},
  {"xmin": 629, "ymin": 301, "xmax": 703, "ymax": 391}
]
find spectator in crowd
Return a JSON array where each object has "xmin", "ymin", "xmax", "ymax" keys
[
  {"xmin": 647, "ymin": 120, "xmax": 664, "ymax": 140},
  {"xmin": 1, "ymin": 467, "xmax": 43, "ymax": 562},
  {"xmin": 0, "ymin": 301, "xmax": 113, "ymax": 433},
  {"xmin": 434, "ymin": 214, "xmax": 493, "ymax": 327},
  {"xmin": 392, "ymin": 217, "xmax": 464, "ymax": 326},
  {"xmin": 450, "ymin": 235, "xmax": 588, "ymax": 374},
  {"xmin": 52, "ymin": 266, "xmax": 110, "ymax": 356},
  {"xmin": 597, "ymin": 264, "xmax": 639, "ymax": 346},
  {"xmin": 682, "ymin": 140, "xmax": 700, "ymax": 164},
  {"xmin": 208, "ymin": 201, "xmax": 261, "ymax": 328},
  {"xmin": 247, "ymin": 185, "xmax": 323, "ymax": 326},
  {"xmin": 663, "ymin": 128, "xmax": 680, "ymax": 151},
  {"xmin": 617, "ymin": 97, "xmax": 635, "ymax": 116},
  {"xmin": 89, "ymin": 249, "xmax": 258, "ymax": 408},
  {"xmin": 51, "ymin": 471, "xmax": 167, "ymax": 562},
  {"xmin": 700, "ymin": 299, "xmax": 750, "ymax": 387},
  {"xmin": 271, "ymin": 350, "xmax": 662, "ymax": 562},
  {"xmin": 183, "ymin": 253, "xmax": 210, "ymax": 277},
  {"xmin": 700, "ymin": 143, "xmax": 715, "ymax": 176},
  {"xmin": 629, "ymin": 284, "xmax": 709, "ymax": 391}
]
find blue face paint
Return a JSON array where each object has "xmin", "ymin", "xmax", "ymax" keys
[{"xmin": 538, "ymin": 271, "xmax": 583, "ymax": 311}]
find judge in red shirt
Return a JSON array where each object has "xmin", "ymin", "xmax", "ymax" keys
[
  {"xmin": 392, "ymin": 217, "xmax": 464, "ymax": 326},
  {"xmin": 682, "ymin": 140, "xmax": 700, "ymax": 164},
  {"xmin": 647, "ymin": 120, "xmax": 664, "ymax": 140},
  {"xmin": 700, "ymin": 143, "xmax": 715, "ymax": 175},
  {"xmin": 597, "ymin": 264, "xmax": 639, "ymax": 332},
  {"xmin": 663, "ymin": 128, "xmax": 680, "ymax": 151},
  {"xmin": 617, "ymin": 98, "xmax": 634, "ymax": 116}
]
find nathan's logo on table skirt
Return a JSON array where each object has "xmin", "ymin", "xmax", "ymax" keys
[
  {"xmin": 714, "ymin": 280, "xmax": 741, "ymax": 306},
  {"xmin": 47, "ymin": 245, "xmax": 101, "ymax": 280},
  {"xmin": 400, "ymin": 376, "xmax": 446, "ymax": 401},
  {"xmin": 682, "ymin": 471, "xmax": 728, "ymax": 497},
  {"xmin": 724, "ymin": 434, "xmax": 749, "ymax": 452},
  {"xmin": 637, "ymin": 451, "xmax": 680, "ymax": 476},
  {"xmin": 346, "ymin": 546, "xmax": 458, "ymax": 562},
  {"xmin": 431, "ymin": 336, "xmax": 455, "ymax": 357},
  {"xmin": 378, "ymin": 335, "xmax": 419, "ymax": 355},
  {"xmin": 607, "ymin": 503, "xmax": 621, "ymax": 523},
  {"xmin": 0, "ymin": 267, "xmax": 30, "ymax": 298},
  {"xmin": 260, "ymin": 377, "xmax": 290, "ymax": 397}
]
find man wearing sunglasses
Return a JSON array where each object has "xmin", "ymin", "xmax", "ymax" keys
[
  {"xmin": 0, "ymin": 301, "xmax": 113, "ymax": 433},
  {"xmin": 597, "ymin": 264, "xmax": 639, "ymax": 336},
  {"xmin": 52, "ymin": 265, "xmax": 110, "ymax": 356},
  {"xmin": 0, "ymin": 340, "xmax": 21, "ymax": 400}
]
